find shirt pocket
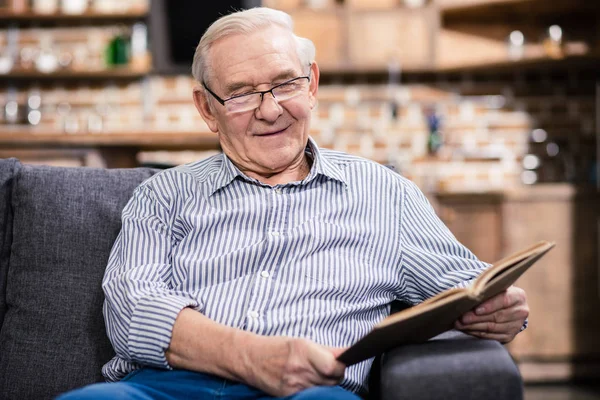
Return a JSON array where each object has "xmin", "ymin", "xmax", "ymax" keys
[{"xmin": 291, "ymin": 217, "xmax": 376, "ymax": 304}]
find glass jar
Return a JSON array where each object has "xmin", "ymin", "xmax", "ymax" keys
[
  {"xmin": 61, "ymin": 0, "xmax": 87, "ymax": 14},
  {"xmin": 32, "ymin": 0, "xmax": 59, "ymax": 14}
]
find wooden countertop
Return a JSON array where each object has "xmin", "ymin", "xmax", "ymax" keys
[
  {"xmin": 435, "ymin": 184, "xmax": 600, "ymax": 201},
  {"xmin": 0, "ymin": 129, "xmax": 220, "ymax": 150}
]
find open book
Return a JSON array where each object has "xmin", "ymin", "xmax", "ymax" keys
[{"xmin": 337, "ymin": 240, "xmax": 555, "ymax": 366}]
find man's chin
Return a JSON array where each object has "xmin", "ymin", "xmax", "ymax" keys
[{"xmin": 259, "ymin": 152, "xmax": 306, "ymax": 172}]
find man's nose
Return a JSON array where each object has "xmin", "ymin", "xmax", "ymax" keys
[{"xmin": 255, "ymin": 92, "xmax": 283, "ymax": 121}]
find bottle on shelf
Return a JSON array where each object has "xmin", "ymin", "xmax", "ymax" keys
[
  {"xmin": 0, "ymin": 50, "xmax": 14, "ymax": 74},
  {"xmin": 403, "ymin": 0, "xmax": 427, "ymax": 8},
  {"xmin": 424, "ymin": 105, "xmax": 443, "ymax": 156},
  {"xmin": 32, "ymin": 0, "xmax": 59, "ymax": 14},
  {"xmin": 26, "ymin": 88, "xmax": 42, "ymax": 126},
  {"xmin": 87, "ymin": 107, "xmax": 104, "ymax": 133},
  {"xmin": 3, "ymin": 87, "xmax": 25, "ymax": 125},
  {"xmin": 34, "ymin": 34, "xmax": 59, "ymax": 73},
  {"xmin": 105, "ymin": 27, "xmax": 130, "ymax": 67},
  {"xmin": 543, "ymin": 25, "xmax": 565, "ymax": 59},
  {"xmin": 0, "ymin": 26, "xmax": 18, "ymax": 74},
  {"xmin": 61, "ymin": 0, "xmax": 88, "ymax": 15},
  {"xmin": 508, "ymin": 30, "xmax": 525, "ymax": 61},
  {"xmin": 130, "ymin": 22, "xmax": 149, "ymax": 71}
]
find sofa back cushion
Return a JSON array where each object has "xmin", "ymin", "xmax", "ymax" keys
[
  {"xmin": 0, "ymin": 158, "xmax": 20, "ymax": 328},
  {"xmin": 0, "ymin": 162, "xmax": 157, "ymax": 400}
]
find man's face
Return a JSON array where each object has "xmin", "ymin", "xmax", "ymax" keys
[{"xmin": 194, "ymin": 26, "xmax": 319, "ymax": 177}]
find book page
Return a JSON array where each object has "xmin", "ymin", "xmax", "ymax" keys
[
  {"xmin": 475, "ymin": 248, "xmax": 553, "ymax": 301},
  {"xmin": 472, "ymin": 241, "xmax": 554, "ymax": 293}
]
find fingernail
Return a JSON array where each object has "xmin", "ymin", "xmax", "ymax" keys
[{"xmin": 476, "ymin": 307, "xmax": 485, "ymax": 315}]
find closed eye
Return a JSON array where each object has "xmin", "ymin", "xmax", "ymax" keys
[
  {"xmin": 229, "ymin": 91, "xmax": 257, "ymax": 100},
  {"xmin": 230, "ymin": 89, "xmax": 254, "ymax": 96}
]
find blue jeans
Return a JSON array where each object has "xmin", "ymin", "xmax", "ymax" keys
[{"xmin": 56, "ymin": 368, "xmax": 361, "ymax": 400}]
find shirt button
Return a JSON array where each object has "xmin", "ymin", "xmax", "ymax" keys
[
  {"xmin": 248, "ymin": 310, "xmax": 259, "ymax": 319},
  {"xmin": 274, "ymin": 188, "xmax": 282, "ymax": 194},
  {"xmin": 270, "ymin": 231, "xmax": 280, "ymax": 237},
  {"xmin": 260, "ymin": 271, "xmax": 270, "ymax": 278}
]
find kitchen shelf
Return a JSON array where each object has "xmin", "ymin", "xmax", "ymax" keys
[
  {"xmin": 0, "ymin": 9, "xmax": 148, "ymax": 22},
  {"xmin": 317, "ymin": 52, "xmax": 600, "ymax": 79},
  {"xmin": 0, "ymin": 65, "xmax": 152, "ymax": 80},
  {"xmin": 439, "ymin": 0, "xmax": 600, "ymax": 19},
  {"xmin": 436, "ymin": 51, "xmax": 600, "ymax": 74},
  {"xmin": 0, "ymin": 130, "xmax": 220, "ymax": 150}
]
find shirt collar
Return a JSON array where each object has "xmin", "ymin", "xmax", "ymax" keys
[
  {"xmin": 304, "ymin": 137, "xmax": 348, "ymax": 188},
  {"xmin": 208, "ymin": 137, "xmax": 348, "ymax": 196}
]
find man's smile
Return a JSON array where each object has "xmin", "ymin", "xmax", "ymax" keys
[{"xmin": 254, "ymin": 125, "xmax": 291, "ymax": 137}]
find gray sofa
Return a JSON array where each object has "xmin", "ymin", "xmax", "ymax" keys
[{"xmin": 0, "ymin": 158, "xmax": 523, "ymax": 400}]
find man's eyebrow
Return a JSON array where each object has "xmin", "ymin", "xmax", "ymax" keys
[
  {"xmin": 224, "ymin": 69, "xmax": 301, "ymax": 95},
  {"xmin": 271, "ymin": 69, "xmax": 299, "ymax": 82},
  {"xmin": 224, "ymin": 81, "xmax": 253, "ymax": 95}
]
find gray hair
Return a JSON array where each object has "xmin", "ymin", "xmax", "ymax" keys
[{"xmin": 191, "ymin": 7, "xmax": 316, "ymax": 85}]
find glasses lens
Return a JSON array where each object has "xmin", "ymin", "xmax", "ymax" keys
[
  {"xmin": 223, "ymin": 77, "xmax": 309, "ymax": 113},
  {"xmin": 272, "ymin": 79, "xmax": 307, "ymax": 102},
  {"xmin": 225, "ymin": 93, "xmax": 261, "ymax": 113}
]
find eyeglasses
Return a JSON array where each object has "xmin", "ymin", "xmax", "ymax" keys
[{"xmin": 203, "ymin": 71, "xmax": 311, "ymax": 114}]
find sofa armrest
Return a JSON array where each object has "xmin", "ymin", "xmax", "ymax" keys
[{"xmin": 375, "ymin": 331, "xmax": 523, "ymax": 400}]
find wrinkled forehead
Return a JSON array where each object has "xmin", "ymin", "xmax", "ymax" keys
[{"xmin": 206, "ymin": 26, "xmax": 303, "ymax": 87}]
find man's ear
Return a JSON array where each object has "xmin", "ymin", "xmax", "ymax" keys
[
  {"xmin": 193, "ymin": 85, "xmax": 219, "ymax": 133},
  {"xmin": 307, "ymin": 62, "xmax": 320, "ymax": 110}
]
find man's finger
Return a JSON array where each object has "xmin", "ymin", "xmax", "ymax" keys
[
  {"xmin": 459, "ymin": 305, "xmax": 529, "ymax": 325},
  {"xmin": 462, "ymin": 330, "xmax": 513, "ymax": 343},
  {"xmin": 328, "ymin": 346, "xmax": 348, "ymax": 360},
  {"xmin": 473, "ymin": 286, "xmax": 524, "ymax": 316},
  {"xmin": 307, "ymin": 347, "xmax": 345, "ymax": 380},
  {"xmin": 455, "ymin": 319, "xmax": 523, "ymax": 334}
]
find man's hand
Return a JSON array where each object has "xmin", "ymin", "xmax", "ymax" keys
[
  {"xmin": 166, "ymin": 309, "xmax": 344, "ymax": 397},
  {"xmin": 240, "ymin": 335, "xmax": 346, "ymax": 397},
  {"xmin": 454, "ymin": 286, "xmax": 529, "ymax": 343}
]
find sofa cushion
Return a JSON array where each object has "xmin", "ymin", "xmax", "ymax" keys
[
  {"xmin": 0, "ymin": 163, "xmax": 158, "ymax": 400},
  {"xmin": 379, "ymin": 331, "xmax": 523, "ymax": 400},
  {"xmin": 0, "ymin": 158, "xmax": 20, "ymax": 328}
]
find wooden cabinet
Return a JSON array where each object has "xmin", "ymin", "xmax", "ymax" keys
[
  {"xmin": 436, "ymin": 192, "xmax": 503, "ymax": 263},
  {"xmin": 262, "ymin": 0, "xmax": 303, "ymax": 10},
  {"xmin": 290, "ymin": 9, "xmax": 345, "ymax": 70},
  {"xmin": 437, "ymin": 0, "xmax": 530, "ymax": 9},
  {"xmin": 502, "ymin": 185, "xmax": 600, "ymax": 382},
  {"xmin": 346, "ymin": 0, "xmax": 400, "ymax": 10},
  {"xmin": 347, "ymin": 8, "xmax": 436, "ymax": 71},
  {"xmin": 436, "ymin": 0, "xmax": 600, "ymax": 71},
  {"xmin": 267, "ymin": 0, "xmax": 600, "ymax": 73},
  {"xmin": 435, "ymin": 185, "xmax": 600, "ymax": 382},
  {"xmin": 269, "ymin": 2, "xmax": 439, "ymax": 73}
]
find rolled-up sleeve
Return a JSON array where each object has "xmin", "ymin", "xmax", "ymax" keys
[
  {"xmin": 102, "ymin": 184, "xmax": 201, "ymax": 369},
  {"xmin": 397, "ymin": 179, "xmax": 490, "ymax": 305}
]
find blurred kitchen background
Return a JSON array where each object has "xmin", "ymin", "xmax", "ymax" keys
[{"xmin": 0, "ymin": 0, "xmax": 599, "ymax": 397}]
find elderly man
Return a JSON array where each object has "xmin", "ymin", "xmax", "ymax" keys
[{"xmin": 58, "ymin": 7, "xmax": 529, "ymax": 400}]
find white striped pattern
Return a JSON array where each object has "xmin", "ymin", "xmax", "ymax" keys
[{"xmin": 101, "ymin": 138, "xmax": 489, "ymax": 394}]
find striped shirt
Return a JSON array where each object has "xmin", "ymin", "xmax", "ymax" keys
[{"xmin": 101, "ymin": 137, "xmax": 489, "ymax": 394}]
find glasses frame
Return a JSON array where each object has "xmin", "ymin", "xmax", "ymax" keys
[{"xmin": 202, "ymin": 68, "xmax": 312, "ymax": 111}]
